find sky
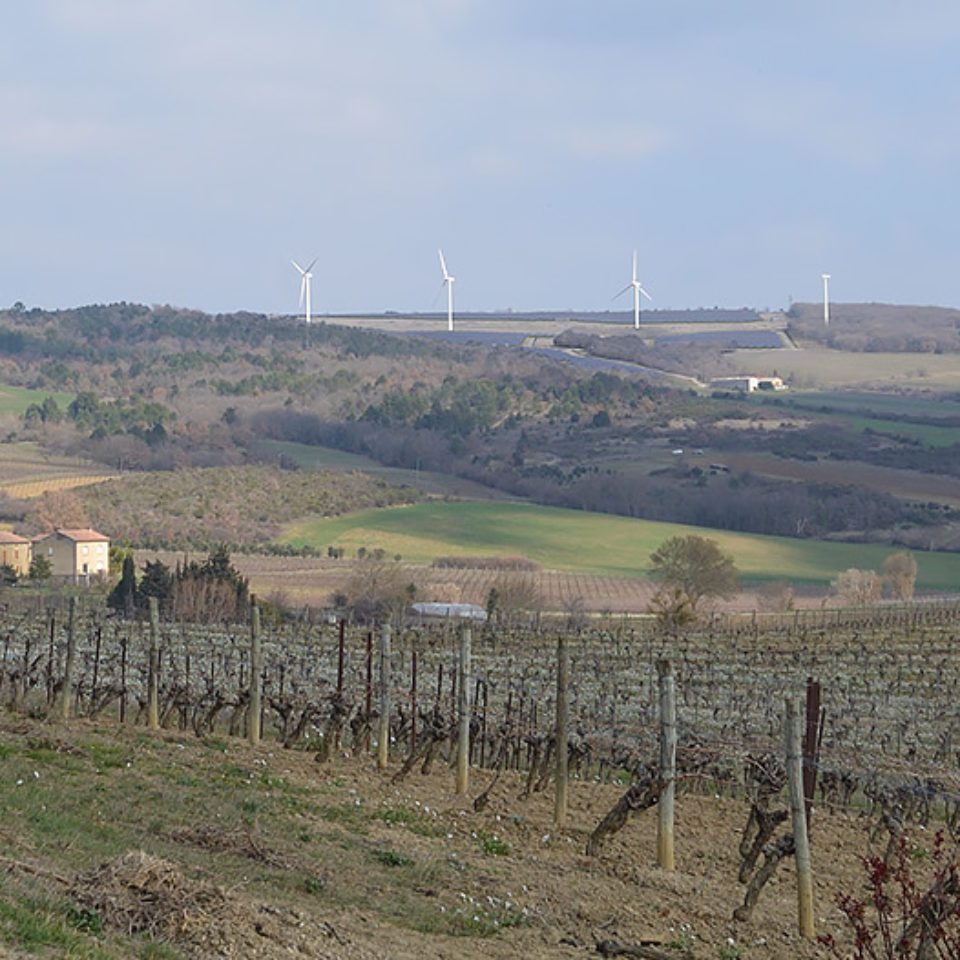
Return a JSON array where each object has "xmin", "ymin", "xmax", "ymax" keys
[{"xmin": 3, "ymin": 1, "xmax": 960, "ymax": 316}]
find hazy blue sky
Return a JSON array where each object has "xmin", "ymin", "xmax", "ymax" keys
[{"xmin": 3, "ymin": 1, "xmax": 960, "ymax": 315}]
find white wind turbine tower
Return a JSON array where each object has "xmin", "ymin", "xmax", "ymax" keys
[
  {"xmin": 438, "ymin": 248, "xmax": 455, "ymax": 331},
  {"xmin": 614, "ymin": 250, "xmax": 653, "ymax": 329},
  {"xmin": 291, "ymin": 258, "xmax": 318, "ymax": 324},
  {"xmin": 821, "ymin": 273, "xmax": 831, "ymax": 327}
]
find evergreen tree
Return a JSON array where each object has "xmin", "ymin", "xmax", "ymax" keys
[
  {"xmin": 107, "ymin": 553, "xmax": 137, "ymax": 617},
  {"xmin": 28, "ymin": 555, "xmax": 52, "ymax": 581},
  {"xmin": 139, "ymin": 559, "xmax": 174, "ymax": 603}
]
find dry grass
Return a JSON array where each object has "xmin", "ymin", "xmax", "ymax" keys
[{"xmin": 739, "ymin": 346, "xmax": 960, "ymax": 390}]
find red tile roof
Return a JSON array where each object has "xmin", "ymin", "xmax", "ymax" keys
[
  {"xmin": 33, "ymin": 528, "xmax": 110, "ymax": 543},
  {"xmin": 0, "ymin": 531, "xmax": 29, "ymax": 544}
]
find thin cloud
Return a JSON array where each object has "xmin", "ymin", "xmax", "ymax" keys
[{"xmin": 561, "ymin": 126, "xmax": 673, "ymax": 162}]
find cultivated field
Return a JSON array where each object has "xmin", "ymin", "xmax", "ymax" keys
[
  {"xmin": 279, "ymin": 500, "xmax": 960, "ymax": 591},
  {"xmin": 751, "ymin": 388, "xmax": 960, "ymax": 420},
  {"xmin": 0, "ymin": 442, "xmax": 117, "ymax": 497},
  {"xmin": 255, "ymin": 439, "xmax": 518, "ymax": 502},
  {"xmin": 0, "ymin": 383, "xmax": 73, "ymax": 416},
  {"xmin": 716, "ymin": 451, "xmax": 960, "ymax": 510},
  {"xmin": 137, "ymin": 550, "xmax": 666, "ymax": 614},
  {"xmin": 737, "ymin": 346, "xmax": 960, "ymax": 390}
]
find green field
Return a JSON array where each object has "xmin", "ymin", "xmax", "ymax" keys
[
  {"xmin": 281, "ymin": 500, "xmax": 960, "ymax": 590},
  {"xmin": 254, "ymin": 439, "xmax": 518, "ymax": 500},
  {"xmin": 835, "ymin": 414, "xmax": 960, "ymax": 447},
  {"xmin": 748, "ymin": 389, "xmax": 960, "ymax": 446},
  {"xmin": 752, "ymin": 389, "xmax": 960, "ymax": 420},
  {"xmin": 0, "ymin": 383, "xmax": 74, "ymax": 416},
  {"xmin": 254, "ymin": 439, "xmax": 383, "ymax": 471}
]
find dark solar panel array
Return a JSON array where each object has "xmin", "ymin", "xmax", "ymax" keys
[
  {"xmin": 653, "ymin": 330, "xmax": 784, "ymax": 348},
  {"xmin": 331, "ymin": 307, "xmax": 761, "ymax": 324},
  {"xmin": 398, "ymin": 330, "xmax": 528, "ymax": 346}
]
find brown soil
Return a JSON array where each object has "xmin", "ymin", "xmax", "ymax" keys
[
  {"xmin": 75, "ymin": 766, "xmax": 871, "ymax": 959},
  {"xmin": 4, "ymin": 713, "xmax": 948, "ymax": 959},
  {"xmin": 721, "ymin": 451, "xmax": 960, "ymax": 508}
]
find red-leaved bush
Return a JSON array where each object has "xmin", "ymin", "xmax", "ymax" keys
[{"xmin": 819, "ymin": 831, "xmax": 960, "ymax": 959}]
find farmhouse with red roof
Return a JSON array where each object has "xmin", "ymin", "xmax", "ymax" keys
[
  {"xmin": 31, "ymin": 528, "xmax": 110, "ymax": 582},
  {"xmin": 0, "ymin": 531, "xmax": 32, "ymax": 578}
]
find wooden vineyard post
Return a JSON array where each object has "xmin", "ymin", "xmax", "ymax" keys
[
  {"xmin": 119, "ymin": 634, "xmax": 127, "ymax": 724},
  {"xmin": 147, "ymin": 597, "xmax": 160, "ymax": 730},
  {"xmin": 60, "ymin": 597, "xmax": 77, "ymax": 720},
  {"xmin": 554, "ymin": 633, "xmax": 569, "ymax": 826},
  {"xmin": 365, "ymin": 630, "xmax": 373, "ymax": 753},
  {"xmin": 786, "ymin": 698, "xmax": 815, "ymax": 938},
  {"xmin": 377, "ymin": 618, "xmax": 392, "ymax": 771},
  {"xmin": 456, "ymin": 626, "xmax": 471, "ymax": 794},
  {"xmin": 657, "ymin": 658, "xmax": 676, "ymax": 870},
  {"xmin": 802, "ymin": 678, "xmax": 822, "ymax": 830},
  {"xmin": 410, "ymin": 647, "xmax": 418, "ymax": 755},
  {"xmin": 90, "ymin": 625, "xmax": 102, "ymax": 716},
  {"xmin": 248, "ymin": 598, "xmax": 262, "ymax": 747},
  {"xmin": 46, "ymin": 614, "xmax": 55, "ymax": 708}
]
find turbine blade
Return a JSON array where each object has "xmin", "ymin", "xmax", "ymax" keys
[
  {"xmin": 299, "ymin": 276, "xmax": 307, "ymax": 306},
  {"xmin": 632, "ymin": 250, "xmax": 637, "ymax": 283},
  {"xmin": 304, "ymin": 257, "xmax": 318, "ymax": 273},
  {"xmin": 438, "ymin": 248, "xmax": 449, "ymax": 279},
  {"xmin": 291, "ymin": 260, "xmax": 305, "ymax": 275},
  {"xmin": 639, "ymin": 286, "xmax": 653, "ymax": 301},
  {"xmin": 612, "ymin": 284, "xmax": 632, "ymax": 300}
]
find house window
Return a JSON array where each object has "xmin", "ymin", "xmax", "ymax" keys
[
  {"xmin": 48, "ymin": 547, "xmax": 54, "ymax": 556},
  {"xmin": 82, "ymin": 546, "xmax": 89, "ymax": 554}
]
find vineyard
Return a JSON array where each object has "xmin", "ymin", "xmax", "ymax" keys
[
  {"xmin": 3, "ymin": 597, "xmax": 960, "ymax": 957},
  {"xmin": 139, "ymin": 551, "xmax": 664, "ymax": 615},
  {"xmin": 0, "ymin": 442, "xmax": 116, "ymax": 498},
  {"xmin": 4, "ymin": 599, "xmax": 960, "ymax": 811}
]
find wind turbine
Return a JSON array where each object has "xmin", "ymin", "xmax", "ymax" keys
[
  {"xmin": 438, "ymin": 248, "xmax": 455, "ymax": 331},
  {"xmin": 614, "ymin": 250, "xmax": 652, "ymax": 329},
  {"xmin": 291, "ymin": 258, "xmax": 317, "ymax": 324},
  {"xmin": 821, "ymin": 273, "xmax": 831, "ymax": 327}
]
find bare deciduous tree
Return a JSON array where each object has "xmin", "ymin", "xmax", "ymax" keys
[
  {"xmin": 344, "ymin": 556, "xmax": 418, "ymax": 623},
  {"xmin": 831, "ymin": 568, "xmax": 882, "ymax": 607},
  {"xmin": 29, "ymin": 489, "xmax": 89, "ymax": 533},
  {"xmin": 487, "ymin": 571, "xmax": 541, "ymax": 627},
  {"xmin": 755, "ymin": 581, "xmax": 795, "ymax": 612},
  {"xmin": 882, "ymin": 551, "xmax": 918, "ymax": 601}
]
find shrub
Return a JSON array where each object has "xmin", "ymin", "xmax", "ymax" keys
[
  {"xmin": 819, "ymin": 831, "xmax": 960, "ymax": 959},
  {"xmin": 432, "ymin": 555, "xmax": 540, "ymax": 571}
]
